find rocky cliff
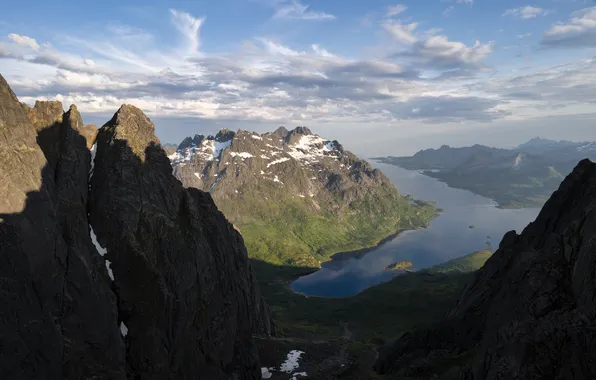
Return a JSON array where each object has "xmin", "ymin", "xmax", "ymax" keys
[
  {"xmin": 169, "ymin": 127, "xmax": 437, "ymax": 266},
  {"xmin": 0, "ymin": 74, "xmax": 272, "ymax": 379},
  {"xmin": 375, "ymin": 158, "xmax": 596, "ymax": 379}
]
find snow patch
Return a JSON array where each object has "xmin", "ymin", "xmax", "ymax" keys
[
  {"xmin": 120, "ymin": 322, "xmax": 128, "ymax": 337},
  {"xmin": 280, "ymin": 350, "xmax": 304, "ymax": 373},
  {"xmin": 169, "ymin": 139, "xmax": 232, "ymax": 166},
  {"xmin": 89, "ymin": 226, "xmax": 107, "ymax": 256},
  {"xmin": 291, "ymin": 372, "xmax": 308, "ymax": 380},
  {"xmin": 89, "ymin": 143, "xmax": 97, "ymax": 178},
  {"xmin": 287, "ymin": 135, "xmax": 338, "ymax": 165},
  {"xmin": 194, "ymin": 173, "xmax": 201, "ymax": 179},
  {"xmin": 297, "ymin": 194, "xmax": 305, "ymax": 198},
  {"xmin": 578, "ymin": 142, "xmax": 596, "ymax": 152},
  {"xmin": 261, "ymin": 368, "xmax": 273, "ymax": 379},
  {"xmin": 273, "ymin": 175, "xmax": 284, "ymax": 184},
  {"xmin": 261, "ymin": 155, "xmax": 269, "ymax": 159},
  {"xmin": 260, "ymin": 170, "xmax": 265, "ymax": 175},
  {"xmin": 267, "ymin": 157, "xmax": 291, "ymax": 168},
  {"xmin": 251, "ymin": 135, "xmax": 262, "ymax": 140},
  {"xmin": 105, "ymin": 260, "xmax": 115, "ymax": 281},
  {"xmin": 230, "ymin": 152, "xmax": 254, "ymax": 158}
]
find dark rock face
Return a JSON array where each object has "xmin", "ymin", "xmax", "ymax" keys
[
  {"xmin": 89, "ymin": 104, "xmax": 273, "ymax": 379},
  {"xmin": 0, "ymin": 75, "xmax": 125, "ymax": 379},
  {"xmin": 1, "ymin": 75, "xmax": 272, "ymax": 380},
  {"xmin": 375, "ymin": 158, "xmax": 596, "ymax": 379}
]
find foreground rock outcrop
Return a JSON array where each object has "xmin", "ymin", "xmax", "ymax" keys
[
  {"xmin": 375, "ymin": 158, "xmax": 596, "ymax": 379},
  {"xmin": 0, "ymin": 74, "xmax": 272, "ymax": 379},
  {"xmin": 90, "ymin": 104, "xmax": 273, "ymax": 379},
  {"xmin": 0, "ymin": 75, "xmax": 125, "ymax": 379}
]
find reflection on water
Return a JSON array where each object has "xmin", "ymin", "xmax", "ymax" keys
[{"xmin": 290, "ymin": 163, "xmax": 541, "ymax": 298}]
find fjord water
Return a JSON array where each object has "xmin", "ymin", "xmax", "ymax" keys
[{"xmin": 290, "ymin": 162, "xmax": 541, "ymax": 297}]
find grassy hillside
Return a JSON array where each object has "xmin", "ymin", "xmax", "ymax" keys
[
  {"xmin": 223, "ymin": 180, "xmax": 438, "ymax": 268},
  {"xmin": 423, "ymin": 250, "xmax": 492, "ymax": 274}
]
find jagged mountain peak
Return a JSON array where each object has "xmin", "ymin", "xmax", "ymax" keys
[
  {"xmin": 290, "ymin": 126, "xmax": 313, "ymax": 135},
  {"xmin": 272, "ymin": 126, "xmax": 289, "ymax": 137},
  {"xmin": 215, "ymin": 128, "xmax": 235, "ymax": 142},
  {"xmin": 102, "ymin": 104, "xmax": 160, "ymax": 160},
  {"xmin": 170, "ymin": 127, "xmax": 344, "ymax": 172}
]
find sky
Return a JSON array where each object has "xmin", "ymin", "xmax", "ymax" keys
[{"xmin": 1, "ymin": 0, "xmax": 596, "ymax": 156}]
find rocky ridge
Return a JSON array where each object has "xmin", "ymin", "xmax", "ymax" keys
[
  {"xmin": 0, "ymin": 74, "xmax": 272, "ymax": 379},
  {"xmin": 375, "ymin": 158, "xmax": 596, "ymax": 379}
]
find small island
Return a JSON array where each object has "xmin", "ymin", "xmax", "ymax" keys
[{"xmin": 385, "ymin": 261, "xmax": 413, "ymax": 271}]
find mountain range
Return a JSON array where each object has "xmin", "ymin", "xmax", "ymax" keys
[
  {"xmin": 168, "ymin": 127, "xmax": 437, "ymax": 269},
  {"xmin": 2, "ymin": 71, "xmax": 596, "ymax": 380},
  {"xmin": 375, "ymin": 138, "xmax": 596, "ymax": 208}
]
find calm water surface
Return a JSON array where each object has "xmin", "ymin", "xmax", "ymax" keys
[{"xmin": 290, "ymin": 162, "xmax": 541, "ymax": 297}]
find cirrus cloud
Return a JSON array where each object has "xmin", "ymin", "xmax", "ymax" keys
[
  {"xmin": 503, "ymin": 6, "xmax": 550, "ymax": 19},
  {"xmin": 273, "ymin": 0, "xmax": 335, "ymax": 21}
]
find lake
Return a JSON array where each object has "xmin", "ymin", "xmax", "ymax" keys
[{"xmin": 290, "ymin": 162, "xmax": 541, "ymax": 298}]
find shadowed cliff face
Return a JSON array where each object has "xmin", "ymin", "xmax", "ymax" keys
[
  {"xmin": 0, "ymin": 75, "xmax": 273, "ymax": 380},
  {"xmin": 89, "ymin": 104, "xmax": 273, "ymax": 380},
  {"xmin": 375, "ymin": 158, "xmax": 596, "ymax": 380},
  {"xmin": 0, "ymin": 74, "xmax": 125, "ymax": 380}
]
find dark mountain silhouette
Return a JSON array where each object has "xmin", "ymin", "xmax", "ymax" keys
[{"xmin": 0, "ymin": 74, "xmax": 272, "ymax": 380}]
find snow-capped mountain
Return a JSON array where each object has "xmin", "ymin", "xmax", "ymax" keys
[
  {"xmin": 169, "ymin": 126, "xmax": 435, "ymax": 266},
  {"xmin": 577, "ymin": 142, "xmax": 596, "ymax": 153},
  {"xmin": 169, "ymin": 126, "xmax": 368, "ymax": 199}
]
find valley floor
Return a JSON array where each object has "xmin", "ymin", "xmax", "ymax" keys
[{"xmin": 251, "ymin": 251, "xmax": 491, "ymax": 379}]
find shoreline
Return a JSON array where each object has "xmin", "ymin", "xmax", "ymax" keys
[
  {"xmin": 326, "ymin": 226, "xmax": 420, "ymax": 263},
  {"xmin": 375, "ymin": 161, "xmax": 546, "ymax": 210}
]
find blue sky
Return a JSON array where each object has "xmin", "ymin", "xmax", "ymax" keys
[{"xmin": 1, "ymin": 0, "xmax": 596, "ymax": 155}]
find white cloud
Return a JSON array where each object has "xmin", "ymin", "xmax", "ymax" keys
[
  {"xmin": 387, "ymin": 4, "xmax": 407, "ymax": 17},
  {"xmin": 169, "ymin": 9, "xmax": 204, "ymax": 53},
  {"xmin": 273, "ymin": 1, "xmax": 335, "ymax": 21},
  {"xmin": 8, "ymin": 33, "xmax": 40, "ymax": 50},
  {"xmin": 1, "ymin": 4, "xmax": 595, "ymax": 130},
  {"xmin": 415, "ymin": 36, "xmax": 493, "ymax": 65},
  {"xmin": 517, "ymin": 33, "xmax": 533, "ymax": 39},
  {"xmin": 542, "ymin": 7, "xmax": 596, "ymax": 47},
  {"xmin": 259, "ymin": 38, "xmax": 303, "ymax": 56},
  {"xmin": 457, "ymin": 0, "xmax": 473, "ymax": 4},
  {"xmin": 503, "ymin": 6, "xmax": 550, "ymax": 19},
  {"xmin": 311, "ymin": 44, "xmax": 334, "ymax": 57},
  {"xmin": 443, "ymin": 6, "xmax": 455, "ymax": 17},
  {"xmin": 382, "ymin": 21, "xmax": 418, "ymax": 44}
]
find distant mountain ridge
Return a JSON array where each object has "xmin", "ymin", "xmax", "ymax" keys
[
  {"xmin": 169, "ymin": 126, "xmax": 438, "ymax": 267},
  {"xmin": 375, "ymin": 137, "xmax": 596, "ymax": 208}
]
